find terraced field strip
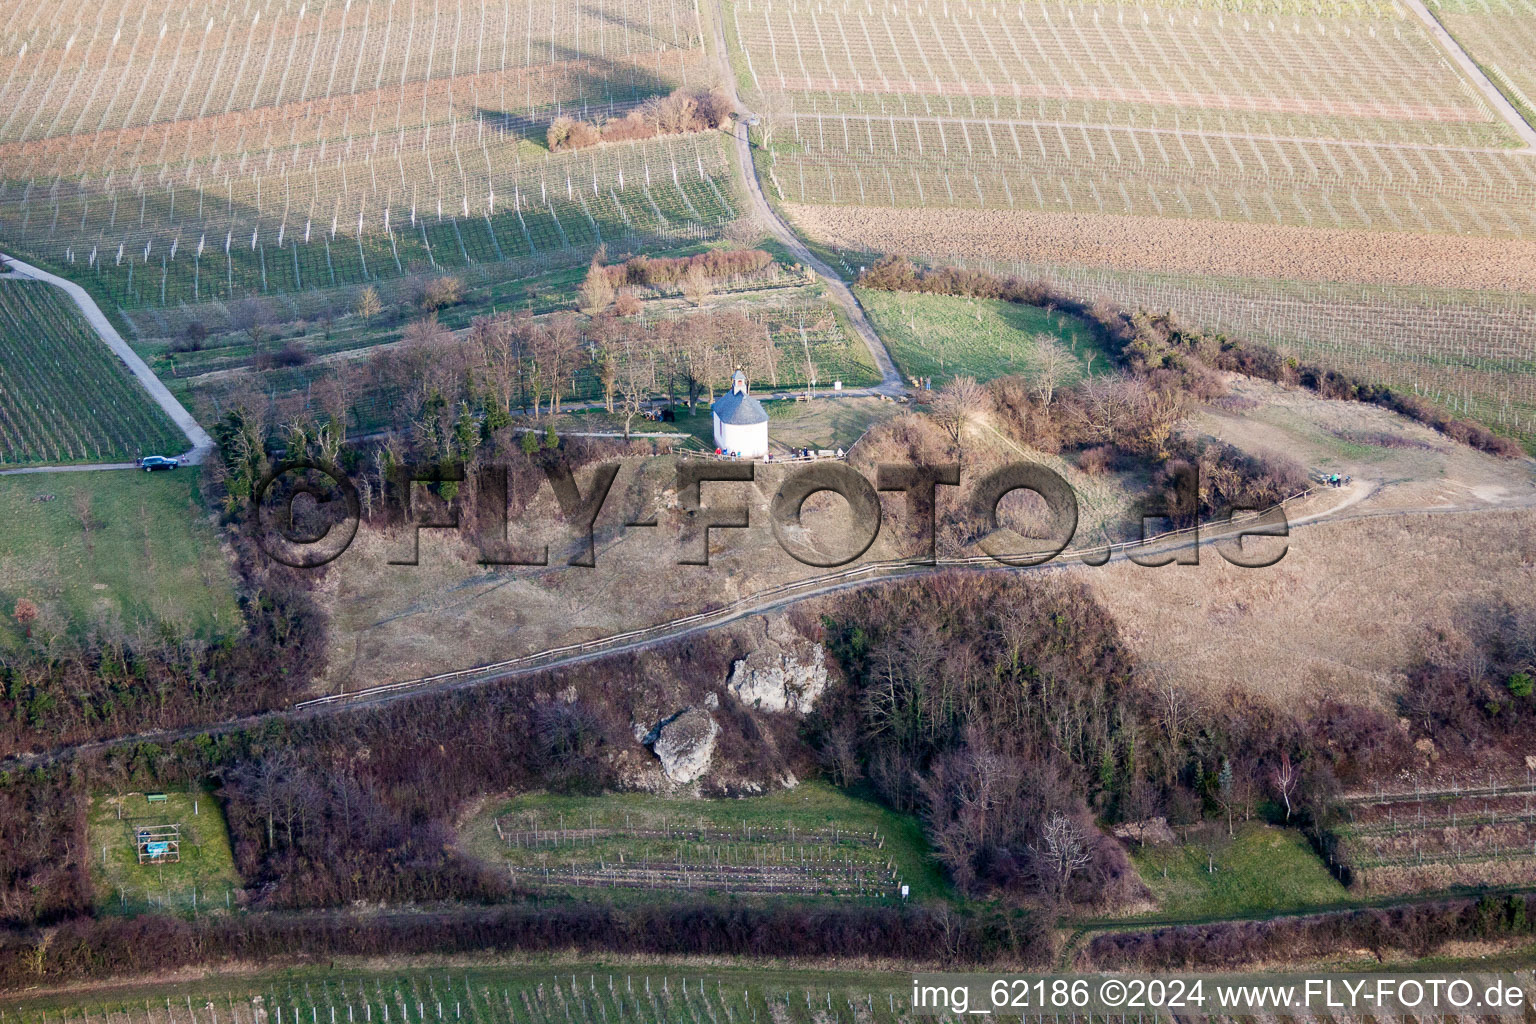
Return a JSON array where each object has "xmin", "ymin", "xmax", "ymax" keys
[
  {"xmin": 1338, "ymin": 782, "xmax": 1536, "ymax": 894},
  {"xmin": 6, "ymin": 134, "xmax": 741, "ymax": 309},
  {"xmin": 760, "ymin": 112, "xmax": 1536, "ymax": 234},
  {"xmin": 0, "ymin": 277, "xmax": 184, "ymax": 465},
  {"xmin": 491, "ymin": 813, "xmax": 905, "ymax": 899},
  {"xmin": 0, "ymin": 967, "xmax": 939, "ymax": 1024},
  {"xmin": 729, "ymin": 0, "xmax": 1536, "ymax": 236},
  {"xmin": 0, "ymin": 0, "xmax": 727, "ymax": 300}
]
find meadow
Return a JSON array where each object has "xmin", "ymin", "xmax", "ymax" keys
[
  {"xmin": 460, "ymin": 781, "xmax": 950, "ymax": 903},
  {"xmin": 86, "ymin": 789, "xmax": 241, "ymax": 916},
  {"xmin": 0, "ymin": 469, "xmax": 238, "ymax": 647},
  {"xmin": 1129, "ymin": 823, "xmax": 1350, "ymax": 920},
  {"xmin": 854, "ymin": 287, "xmax": 1105, "ymax": 386},
  {"xmin": 0, "ymin": 279, "xmax": 184, "ymax": 464}
]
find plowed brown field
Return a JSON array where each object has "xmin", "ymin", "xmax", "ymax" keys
[{"xmin": 784, "ymin": 205, "xmax": 1536, "ymax": 292}]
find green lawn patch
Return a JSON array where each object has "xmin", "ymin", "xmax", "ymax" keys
[
  {"xmin": 86, "ymin": 789, "xmax": 241, "ymax": 916},
  {"xmin": 1130, "ymin": 822, "xmax": 1349, "ymax": 921},
  {"xmin": 462, "ymin": 780, "xmax": 950, "ymax": 905},
  {"xmin": 0, "ymin": 469, "xmax": 238, "ymax": 648},
  {"xmin": 855, "ymin": 287, "xmax": 1108, "ymax": 387}
]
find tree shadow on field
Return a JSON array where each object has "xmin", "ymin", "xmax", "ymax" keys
[{"xmin": 472, "ymin": 47, "xmax": 679, "ymax": 146}]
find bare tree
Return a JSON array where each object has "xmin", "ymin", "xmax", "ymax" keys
[
  {"xmin": 543, "ymin": 313, "xmax": 584, "ymax": 416},
  {"xmin": 355, "ymin": 285, "xmax": 382, "ymax": 326},
  {"xmin": 615, "ymin": 327, "xmax": 658, "ymax": 438},
  {"xmin": 931, "ymin": 375, "xmax": 986, "ymax": 447},
  {"xmin": 71, "ymin": 489, "xmax": 97, "ymax": 556},
  {"xmin": 1035, "ymin": 811, "xmax": 1093, "ymax": 901},
  {"xmin": 1030, "ymin": 334, "xmax": 1074, "ymax": 408},
  {"xmin": 229, "ymin": 297, "xmax": 269, "ymax": 358},
  {"xmin": 1273, "ymin": 751, "xmax": 1299, "ymax": 822},
  {"xmin": 578, "ymin": 258, "xmax": 615, "ymax": 315},
  {"xmin": 681, "ymin": 262, "xmax": 713, "ymax": 306}
]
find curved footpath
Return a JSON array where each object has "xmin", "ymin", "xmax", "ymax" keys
[
  {"xmin": 704, "ymin": 1, "xmax": 905, "ymax": 395},
  {"xmin": 0, "ymin": 253, "xmax": 214, "ymax": 472}
]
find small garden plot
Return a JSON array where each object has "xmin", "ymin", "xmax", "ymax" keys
[
  {"xmin": 855, "ymin": 287, "xmax": 1106, "ymax": 387},
  {"xmin": 1130, "ymin": 822, "xmax": 1348, "ymax": 920},
  {"xmin": 1336, "ymin": 782, "xmax": 1536, "ymax": 896},
  {"xmin": 87, "ymin": 790, "xmax": 240, "ymax": 915},
  {"xmin": 462, "ymin": 782, "xmax": 947, "ymax": 902}
]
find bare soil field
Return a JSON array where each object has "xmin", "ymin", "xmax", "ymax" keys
[
  {"xmin": 1086, "ymin": 506, "xmax": 1536, "ymax": 704},
  {"xmin": 1083, "ymin": 379, "xmax": 1536, "ymax": 704},
  {"xmin": 784, "ymin": 205, "xmax": 1536, "ymax": 292}
]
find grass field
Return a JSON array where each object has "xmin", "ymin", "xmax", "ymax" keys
[
  {"xmin": 0, "ymin": 279, "xmax": 184, "ymax": 465},
  {"xmin": 461, "ymin": 781, "xmax": 949, "ymax": 904},
  {"xmin": 1129, "ymin": 823, "xmax": 1350, "ymax": 920},
  {"xmin": 0, "ymin": 469, "xmax": 238, "ymax": 648},
  {"xmin": 855, "ymin": 287, "xmax": 1105, "ymax": 387},
  {"xmin": 86, "ymin": 789, "xmax": 241, "ymax": 916}
]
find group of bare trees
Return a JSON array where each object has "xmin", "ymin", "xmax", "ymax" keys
[
  {"xmin": 341, "ymin": 304, "xmax": 779, "ymax": 450},
  {"xmin": 547, "ymin": 87, "xmax": 733, "ymax": 152}
]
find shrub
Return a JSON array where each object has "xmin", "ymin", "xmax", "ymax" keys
[
  {"xmin": 545, "ymin": 87, "xmax": 733, "ymax": 152},
  {"xmin": 419, "ymin": 275, "xmax": 464, "ymax": 311},
  {"xmin": 254, "ymin": 342, "xmax": 312, "ymax": 369},
  {"xmin": 1507, "ymin": 672, "xmax": 1534, "ymax": 698}
]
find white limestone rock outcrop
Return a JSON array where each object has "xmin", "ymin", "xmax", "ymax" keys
[
  {"xmin": 651, "ymin": 708, "xmax": 720, "ymax": 784},
  {"xmin": 728, "ymin": 619, "xmax": 829, "ymax": 714}
]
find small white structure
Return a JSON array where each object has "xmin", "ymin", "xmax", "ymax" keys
[{"xmin": 712, "ymin": 370, "xmax": 769, "ymax": 457}]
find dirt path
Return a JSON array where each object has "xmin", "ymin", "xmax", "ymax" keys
[
  {"xmin": 0, "ymin": 461, "xmax": 141, "ymax": 477},
  {"xmin": 0, "ymin": 253, "xmax": 214, "ymax": 466},
  {"xmin": 1399, "ymin": 0, "xmax": 1536, "ymax": 150},
  {"xmin": 704, "ymin": 2, "xmax": 904, "ymax": 395}
]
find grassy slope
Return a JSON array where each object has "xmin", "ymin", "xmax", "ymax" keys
[
  {"xmin": 0, "ymin": 469, "xmax": 238, "ymax": 648},
  {"xmin": 1129, "ymin": 822, "xmax": 1349, "ymax": 920},
  {"xmin": 86, "ymin": 789, "xmax": 241, "ymax": 915},
  {"xmin": 854, "ymin": 287, "xmax": 1107, "ymax": 387},
  {"xmin": 462, "ymin": 781, "xmax": 950, "ymax": 903}
]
